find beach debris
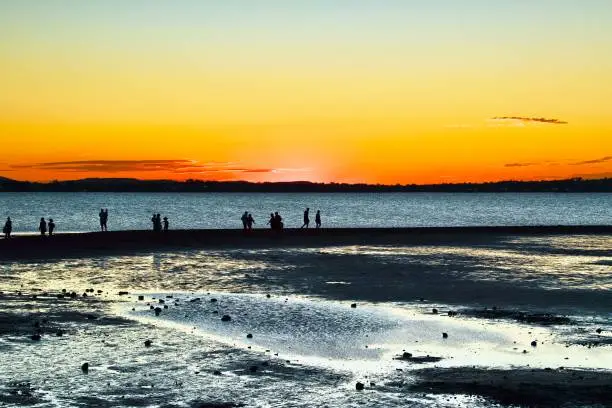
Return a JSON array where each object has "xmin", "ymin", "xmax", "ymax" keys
[
  {"xmin": 442, "ymin": 332, "xmax": 448, "ymax": 339},
  {"xmin": 249, "ymin": 365, "xmax": 258, "ymax": 373},
  {"xmin": 210, "ymin": 298, "xmax": 218, "ymax": 303},
  {"xmin": 118, "ymin": 291, "xmax": 129, "ymax": 296},
  {"xmin": 221, "ymin": 315, "xmax": 232, "ymax": 322},
  {"xmin": 351, "ymin": 303, "xmax": 357, "ymax": 308},
  {"xmin": 355, "ymin": 382, "xmax": 365, "ymax": 391},
  {"xmin": 144, "ymin": 339, "xmax": 152, "ymax": 347},
  {"xmin": 246, "ymin": 333, "xmax": 253, "ymax": 339},
  {"xmin": 30, "ymin": 333, "xmax": 41, "ymax": 341},
  {"xmin": 432, "ymin": 308, "xmax": 438, "ymax": 314},
  {"xmin": 81, "ymin": 363, "xmax": 89, "ymax": 373},
  {"xmin": 138, "ymin": 295, "xmax": 144, "ymax": 301},
  {"xmin": 531, "ymin": 340, "xmax": 537, "ymax": 347},
  {"xmin": 154, "ymin": 307, "xmax": 162, "ymax": 316}
]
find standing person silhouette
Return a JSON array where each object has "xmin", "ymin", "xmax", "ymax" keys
[
  {"xmin": 99, "ymin": 209, "xmax": 105, "ymax": 231},
  {"xmin": 48, "ymin": 219, "xmax": 56, "ymax": 236},
  {"xmin": 39, "ymin": 217, "xmax": 47, "ymax": 236},
  {"xmin": 156, "ymin": 214, "xmax": 162, "ymax": 232},
  {"xmin": 315, "ymin": 210, "xmax": 321, "ymax": 229},
  {"xmin": 274, "ymin": 212, "xmax": 283, "ymax": 231},
  {"xmin": 301, "ymin": 208, "xmax": 310, "ymax": 229},
  {"xmin": 102, "ymin": 209, "xmax": 108, "ymax": 231},
  {"xmin": 267, "ymin": 213, "xmax": 275, "ymax": 230},
  {"xmin": 151, "ymin": 213, "xmax": 157, "ymax": 231},
  {"xmin": 241, "ymin": 211, "xmax": 249, "ymax": 230},
  {"xmin": 163, "ymin": 216, "xmax": 169, "ymax": 232},
  {"xmin": 3, "ymin": 217, "xmax": 12, "ymax": 239},
  {"xmin": 247, "ymin": 213, "xmax": 255, "ymax": 230}
]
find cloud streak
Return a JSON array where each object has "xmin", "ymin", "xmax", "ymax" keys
[
  {"xmin": 571, "ymin": 156, "xmax": 612, "ymax": 165},
  {"xmin": 11, "ymin": 160, "xmax": 308, "ymax": 177},
  {"xmin": 491, "ymin": 116, "xmax": 568, "ymax": 125}
]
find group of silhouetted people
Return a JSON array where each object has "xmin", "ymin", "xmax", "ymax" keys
[
  {"xmin": 241, "ymin": 211, "xmax": 256, "ymax": 230},
  {"xmin": 300, "ymin": 208, "xmax": 322, "ymax": 229},
  {"xmin": 151, "ymin": 213, "xmax": 169, "ymax": 232},
  {"xmin": 38, "ymin": 217, "xmax": 55, "ymax": 236}
]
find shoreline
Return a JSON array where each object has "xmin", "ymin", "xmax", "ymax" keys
[{"xmin": 1, "ymin": 225, "xmax": 611, "ymax": 261}]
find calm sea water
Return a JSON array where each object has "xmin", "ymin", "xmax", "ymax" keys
[{"xmin": 0, "ymin": 192, "xmax": 610, "ymax": 233}]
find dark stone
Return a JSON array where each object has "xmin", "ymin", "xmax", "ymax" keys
[
  {"xmin": 81, "ymin": 363, "xmax": 89, "ymax": 373},
  {"xmin": 266, "ymin": 294, "xmax": 271, "ymax": 298},
  {"xmin": 355, "ymin": 382, "xmax": 365, "ymax": 391},
  {"xmin": 442, "ymin": 332, "xmax": 448, "ymax": 339},
  {"xmin": 150, "ymin": 305, "xmax": 154, "ymax": 310},
  {"xmin": 166, "ymin": 295, "xmax": 173, "ymax": 298},
  {"xmin": 144, "ymin": 339, "xmax": 152, "ymax": 347},
  {"xmin": 97, "ymin": 290, "xmax": 103, "ymax": 294},
  {"xmin": 56, "ymin": 330, "xmax": 64, "ymax": 337},
  {"xmin": 213, "ymin": 370, "xmax": 222, "ymax": 376},
  {"xmin": 212, "ymin": 311, "xmax": 218, "ymax": 314},
  {"xmin": 448, "ymin": 311, "xmax": 457, "ymax": 317},
  {"xmin": 57, "ymin": 294, "xmax": 65, "ymax": 299},
  {"xmin": 138, "ymin": 295, "xmax": 144, "ymax": 301},
  {"xmin": 118, "ymin": 291, "xmax": 129, "ymax": 296},
  {"xmin": 163, "ymin": 305, "xmax": 168, "ymax": 309},
  {"xmin": 190, "ymin": 298, "xmax": 201, "ymax": 303},
  {"xmin": 61, "ymin": 289, "xmax": 67, "ymax": 293},
  {"xmin": 210, "ymin": 298, "xmax": 218, "ymax": 303},
  {"xmin": 82, "ymin": 293, "xmax": 88, "ymax": 298},
  {"xmin": 531, "ymin": 340, "xmax": 537, "ymax": 347},
  {"xmin": 596, "ymin": 328, "xmax": 602, "ymax": 334},
  {"xmin": 249, "ymin": 365, "xmax": 258, "ymax": 373},
  {"xmin": 221, "ymin": 315, "xmax": 231, "ymax": 322},
  {"xmin": 350, "ymin": 303, "xmax": 357, "ymax": 308},
  {"xmin": 246, "ymin": 333, "xmax": 253, "ymax": 339},
  {"xmin": 432, "ymin": 308, "xmax": 438, "ymax": 314},
  {"xmin": 402, "ymin": 352, "xmax": 413, "ymax": 359},
  {"xmin": 154, "ymin": 307, "xmax": 162, "ymax": 316},
  {"xmin": 31, "ymin": 334, "xmax": 41, "ymax": 341},
  {"xmin": 158, "ymin": 299, "xmax": 165, "ymax": 304},
  {"xmin": 70, "ymin": 292, "xmax": 77, "ymax": 298}
]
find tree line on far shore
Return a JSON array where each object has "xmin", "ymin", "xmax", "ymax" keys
[{"xmin": 0, "ymin": 177, "xmax": 611, "ymax": 193}]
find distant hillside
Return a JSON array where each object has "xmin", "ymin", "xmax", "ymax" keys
[{"xmin": 0, "ymin": 177, "xmax": 611, "ymax": 192}]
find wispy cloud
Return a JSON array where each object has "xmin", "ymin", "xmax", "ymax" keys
[
  {"xmin": 491, "ymin": 116, "xmax": 568, "ymax": 125},
  {"xmin": 504, "ymin": 162, "xmax": 537, "ymax": 168},
  {"xmin": 571, "ymin": 156, "xmax": 612, "ymax": 166},
  {"xmin": 10, "ymin": 159, "xmax": 308, "ymax": 177}
]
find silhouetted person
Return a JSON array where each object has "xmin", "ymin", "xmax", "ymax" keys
[
  {"xmin": 301, "ymin": 208, "xmax": 310, "ymax": 229},
  {"xmin": 315, "ymin": 210, "xmax": 321, "ymax": 229},
  {"xmin": 39, "ymin": 218, "xmax": 47, "ymax": 236},
  {"xmin": 102, "ymin": 209, "xmax": 108, "ymax": 231},
  {"xmin": 48, "ymin": 219, "xmax": 55, "ymax": 236},
  {"xmin": 156, "ymin": 214, "xmax": 162, "ymax": 232},
  {"xmin": 163, "ymin": 216, "xmax": 169, "ymax": 232},
  {"xmin": 274, "ymin": 212, "xmax": 283, "ymax": 231},
  {"xmin": 267, "ymin": 213, "xmax": 275, "ymax": 230},
  {"xmin": 3, "ymin": 217, "xmax": 12, "ymax": 239},
  {"xmin": 99, "ymin": 209, "xmax": 105, "ymax": 231},
  {"xmin": 241, "ymin": 211, "xmax": 249, "ymax": 230},
  {"xmin": 247, "ymin": 213, "xmax": 255, "ymax": 230}
]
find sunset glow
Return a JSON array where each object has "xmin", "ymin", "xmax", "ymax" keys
[{"xmin": 1, "ymin": 1, "xmax": 611, "ymax": 184}]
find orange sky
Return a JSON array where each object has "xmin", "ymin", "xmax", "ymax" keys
[{"xmin": 1, "ymin": 1, "xmax": 611, "ymax": 184}]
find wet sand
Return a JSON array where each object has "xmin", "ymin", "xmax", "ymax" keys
[{"xmin": 1, "ymin": 225, "xmax": 611, "ymax": 260}]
